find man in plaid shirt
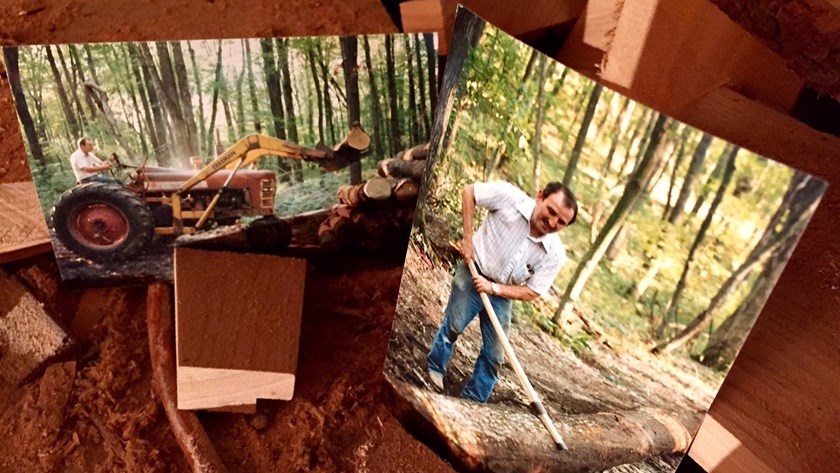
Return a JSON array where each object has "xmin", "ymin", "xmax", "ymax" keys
[{"xmin": 427, "ymin": 180, "xmax": 578, "ymax": 402}]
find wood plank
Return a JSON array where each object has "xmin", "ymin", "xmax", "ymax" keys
[
  {"xmin": 559, "ymin": 0, "xmax": 804, "ymax": 113},
  {"xmin": 0, "ymin": 182, "xmax": 51, "ymax": 263},
  {"xmin": 688, "ymin": 414, "xmax": 775, "ymax": 472},
  {"xmin": 555, "ymin": 0, "xmax": 622, "ymax": 74},
  {"xmin": 400, "ymin": 1, "xmax": 444, "ymax": 33},
  {"xmin": 0, "ymin": 269, "xmax": 72, "ymax": 386},
  {"xmin": 174, "ymin": 248, "xmax": 306, "ymax": 411}
]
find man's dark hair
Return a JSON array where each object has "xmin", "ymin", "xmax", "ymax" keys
[
  {"xmin": 542, "ymin": 182, "xmax": 578, "ymax": 225},
  {"xmin": 78, "ymin": 137, "xmax": 91, "ymax": 148}
]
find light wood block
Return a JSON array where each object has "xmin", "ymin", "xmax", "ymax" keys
[
  {"xmin": 174, "ymin": 248, "xmax": 306, "ymax": 411},
  {"xmin": 689, "ymin": 414, "xmax": 775, "ymax": 472},
  {"xmin": 0, "ymin": 182, "xmax": 51, "ymax": 264},
  {"xmin": 400, "ymin": 1, "xmax": 445, "ymax": 33}
]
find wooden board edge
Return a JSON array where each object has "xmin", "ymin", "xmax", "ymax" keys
[{"xmin": 176, "ymin": 366, "xmax": 295, "ymax": 411}]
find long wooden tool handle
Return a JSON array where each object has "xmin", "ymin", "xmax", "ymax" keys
[{"xmin": 466, "ymin": 260, "xmax": 568, "ymax": 450}]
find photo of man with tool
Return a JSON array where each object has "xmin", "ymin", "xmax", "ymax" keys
[{"xmin": 427, "ymin": 181, "xmax": 577, "ymax": 403}]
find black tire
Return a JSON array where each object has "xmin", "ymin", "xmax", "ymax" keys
[{"xmin": 51, "ymin": 182, "xmax": 154, "ymax": 263}]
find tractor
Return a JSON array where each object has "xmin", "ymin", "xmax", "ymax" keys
[{"xmin": 50, "ymin": 127, "xmax": 370, "ymax": 263}]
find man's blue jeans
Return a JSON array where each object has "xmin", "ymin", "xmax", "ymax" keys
[{"xmin": 427, "ymin": 262, "xmax": 512, "ymax": 402}]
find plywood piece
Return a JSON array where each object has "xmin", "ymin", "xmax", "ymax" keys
[
  {"xmin": 174, "ymin": 248, "xmax": 306, "ymax": 411},
  {"xmin": 555, "ymin": 0, "xmax": 622, "ymax": 74},
  {"xmin": 0, "ymin": 182, "xmax": 51, "ymax": 263},
  {"xmin": 0, "ymin": 269, "xmax": 71, "ymax": 385},
  {"xmin": 400, "ymin": 0, "xmax": 444, "ymax": 33},
  {"xmin": 688, "ymin": 414, "xmax": 775, "ymax": 472},
  {"xmin": 577, "ymin": 0, "xmax": 803, "ymax": 113}
]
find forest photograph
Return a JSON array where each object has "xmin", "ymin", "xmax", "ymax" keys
[
  {"xmin": 3, "ymin": 33, "xmax": 437, "ymax": 283},
  {"xmin": 383, "ymin": 10, "xmax": 825, "ymax": 473}
]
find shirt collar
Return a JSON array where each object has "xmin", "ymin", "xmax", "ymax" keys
[{"xmin": 515, "ymin": 197, "xmax": 558, "ymax": 253}]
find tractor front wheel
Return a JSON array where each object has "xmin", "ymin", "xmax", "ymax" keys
[{"xmin": 51, "ymin": 182, "xmax": 154, "ymax": 263}]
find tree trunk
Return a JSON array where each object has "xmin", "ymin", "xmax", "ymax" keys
[
  {"xmin": 277, "ymin": 38, "xmax": 302, "ymax": 182},
  {"xmin": 45, "ymin": 45, "xmax": 81, "ymax": 140},
  {"xmin": 317, "ymin": 43, "xmax": 335, "ymax": 145},
  {"xmin": 404, "ymin": 35, "xmax": 420, "ymax": 144},
  {"xmin": 669, "ymin": 132, "xmax": 712, "ymax": 225},
  {"xmin": 171, "ymin": 42, "xmax": 199, "ymax": 155},
  {"xmin": 235, "ymin": 66, "xmax": 246, "ymax": 136},
  {"xmin": 118, "ymin": 45, "xmax": 149, "ymax": 157},
  {"xmin": 127, "ymin": 44, "xmax": 160, "ymax": 159},
  {"xmin": 423, "ymin": 34, "xmax": 437, "ymax": 116},
  {"xmin": 656, "ymin": 171, "xmax": 825, "ymax": 354},
  {"xmin": 208, "ymin": 41, "xmax": 227, "ymax": 157},
  {"xmin": 663, "ymin": 126, "xmax": 694, "ymax": 220},
  {"xmin": 244, "ymin": 40, "xmax": 261, "ymax": 134},
  {"xmin": 56, "ymin": 46, "xmax": 87, "ymax": 130},
  {"xmin": 83, "ymin": 45, "xmax": 100, "ymax": 84},
  {"xmin": 414, "ymin": 35, "xmax": 431, "ymax": 140},
  {"xmin": 220, "ymin": 78, "xmax": 235, "ymax": 145},
  {"xmin": 554, "ymin": 114, "xmax": 669, "ymax": 326},
  {"xmin": 340, "ymin": 36, "xmax": 363, "ymax": 185},
  {"xmin": 363, "ymin": 36, "xmax": 385, "ymax": 160},
  {"xmin": 151, "ymin": 41, "xmax": 191, "ymax": 164},
  {"xmin": 136, "ymin": 44, "xmax": 171, "ymax": 165},
  {"xmin": 563, "ymin": 83, "xmax": 602, "ymax": 186},
  {"xmin": 385, "ymin": 35, "xmax": 401, "ymax": 155},
  {"xmin": 307, "ymin": 45, "xmax": 325, "ymax": 144},
  {"xmin": 187, "ymin": 44, "xmax": 206, "ymax": 157},
  {"xmin": 4, "ymin": 47, "xmax": 46, "ymax": 166},
  {"xmin": 83, "ymin": 82, "xmax": 140, "ymax": 161},
  {"xmin": 601, "ymin": 97, "xmax": 632, "ymax": 175},
  {"xmin": 532, "ymin": 55, "xmax": 548, "ymax": 193},
  {"xmin": 618, "ymin": 107, "xmax": 652, "ymax": 175},
  {"xmin": 69, "ymin": 45, "xmax": 97, "ymax": 120},
  {"xmin": 657, "ymin": 145, "xmax": 739, "ymax": 339}
]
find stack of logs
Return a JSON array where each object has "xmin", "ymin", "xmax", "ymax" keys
[{"xmin": 318, "ymin": 143, "xmax": 429, "ymax": 255}]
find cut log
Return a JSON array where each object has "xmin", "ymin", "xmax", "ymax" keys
[
  {"xmin": 334, "ymin": 122, "xmax": 372, "ymax": 152},
  {"xmin": 387, "ymin": 379, "xmax": 699, "ymax": 473},
  {"xmin": 318, "ymin": 204, "xmax": 414, "ymax": 255},
  {"xmin": 378, "ymin": 158, "xmax": 426, "ymax": 180},
  {"xmin": 174, "ymin": 218, "xmax": 291, "ymax": 253},
  {"xmin": 336, "ymin": 177, "xmax": 393, "ymax": 205},
  {"xmin": 0, "ymin": 182, "xmax": 51, "ymax": 264},
  {"xmin": 173, "ymin": 248, "xmax": 306, "ymax": 411},
  {"xmin": 394, "ymin": 143, "xmax": 430, "ymax": 161},
  {"xmin": 393, "ymin": 178, "xmax": 421, "ymax": 203},
  {"xmin": 0, "ymin": 269, "xmax": 73, "ymax": 386}
]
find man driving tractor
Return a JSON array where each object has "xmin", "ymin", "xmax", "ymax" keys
[{"xmin": 69, "ymin": 137, "xmax": 115, "ymax": 184}]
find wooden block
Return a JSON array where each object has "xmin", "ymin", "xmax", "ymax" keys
[
  {"xmin": 400, "ymin": 0, "xmax": 444, "ymax": 33},
  {"xmin": 0, "ymin": 269, "xmax": 71, "ymax": 385},
  {"xmin": 556, "ymin": 0, "xmax": 803, "ymax": 113},
  {"xmin": 174, "ymin": 248, "xmax": 306, "ymax": 411},
  {"xmin": 439, "ymin": 0, "xmax": 585, "ymax": 55},
  {"xmin": 0, "ymin": 182, "xmax": 51, "ymax": 264},
  {"xmin": 688, "ymin": 414, "xmax": 775, "ymax": 472}
]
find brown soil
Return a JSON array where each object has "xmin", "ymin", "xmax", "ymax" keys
[
  {"xmin": 384, "ymin": 245, "xmax": 716, "ymax": 471},
  {"xmin": 0, "ymin": 253, "xmax": 455, "ymax": 472}
]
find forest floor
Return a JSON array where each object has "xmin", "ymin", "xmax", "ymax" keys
[
  {"xmin": 0, "ymin": 250, "xmax": 456, "ymax": 473},
  {"xmin": 384, "ymin": 244, "xmax": 719, "ymax": 472}
]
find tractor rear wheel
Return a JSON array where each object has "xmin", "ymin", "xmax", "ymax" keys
[{"xmin": 51, "ymin": 182, "xmax": 154, "ymax": 263}]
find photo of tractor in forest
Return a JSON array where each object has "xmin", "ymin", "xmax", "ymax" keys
[
  {"xmin": 383, "ymin": 10, "xmax": 825, "ymax": 473},
  {"xmin": 4, "ymin": 33, "xmax": 437, "ymax": 283}
]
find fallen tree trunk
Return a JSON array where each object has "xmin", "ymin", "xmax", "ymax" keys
[
  {"xmin": 146, "ymin": 283, "xmax": 228, "ymax": 473},
  {"xmin": 378, "ymin": 158, "xmax": 426, "ymax": 180},
  {"xmin": 336, "ymin": 177, "xmax": 393, "ymax": 205},
  {"xmin": 386, "ymin": 379, "xmax": 701, "ymax": 473}
]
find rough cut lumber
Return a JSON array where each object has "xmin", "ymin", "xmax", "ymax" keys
[
  {"xmin": 336, "ymin": 177, "xmax": 393, "ymax": 205},
  {"xmin": 378, "ymin": 158, "xmax": 426, "ymax": 180},
  {"xmin": 147, "ymin": 283, "xmax": 229, "ymax": 473},
  {"xmin": 0, "ymin": 269, "xmax": 72, "ymax": 385},
  {"xmin": 388, "ymin": 379, "xmax": 699, "ymax": 473},
  {"xmin": 0, "ymin": 182, "xmax": 51, "ymax": 264},
  {"xmin": 556, "ymin": 0, "xmax": 804, "ymax": 113},
  {"xmin": 400, "ymin": 0, "xmax": 445, "ymax": 33},
  {"xmin": 174, "ymin": 248, "xmax": 306, "ymax": 411}
]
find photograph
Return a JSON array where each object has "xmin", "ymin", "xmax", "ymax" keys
[
  {"xmin": 3, "ymin": 32, "xmax": 437, "ymax": 283},
  {"xmin": 383, "ymin": 8, "xmax": 826, "ymax": 473}
]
